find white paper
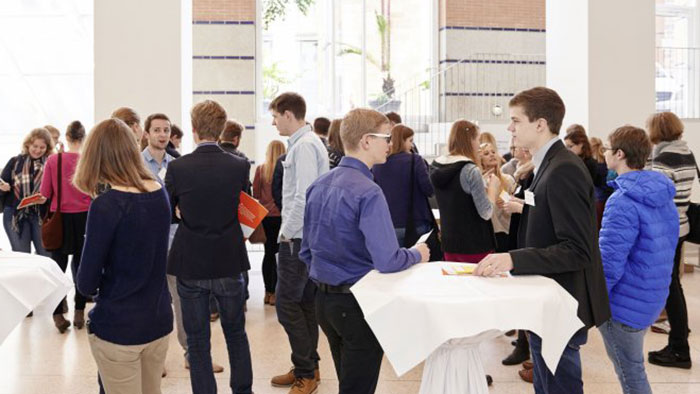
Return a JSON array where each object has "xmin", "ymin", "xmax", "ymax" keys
[
  {"xmin": 525, "ymin": 190, "xmax": 536, "ymax": 206},
  {"xmin": 499, "ymin": 190, "xmax": 511, "ymax": 203},
  {"xmin": 415, "ymin": 229, "xmax": 433, "ymax": 245}
]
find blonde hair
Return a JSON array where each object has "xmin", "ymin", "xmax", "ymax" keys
[
  {"xmin": 480, "ymin": 142, "xmax": 508, "ymax": 193},
  {"xmin": 191, "ymin": 100, "xmax": 227, "ymax": 141},
  {"xmin": 589, "ymin": 137, "xmax": 605, "ymax": 163},
  {"xmin": 479, "ymin": 132, "xmax": 504, "ymax": 163},
  {"xmin": 73, "ymin": 119, "xmax": 155, "ymax": 197},
  {"xmin": 22, "ymin": 128, "xmax": 54, "ymax": 157},
  {"xmin": 647, "ymin": 111, "xmax": 684, "ymax": 144},
  {"xmin": 389, "ymin": 125, "xmax": 414, "ymax": 155},
  {"xmin": 340, "ymin": 108, "xmax": 390, "ymax": 151},
  {"xmin": 448, "ymin": 119, "xmax": 480, "ymax": 165},
  {"xmin": 328, "ymin": 119, "xmax": 344, "ymax": 153},
  {"xmin": 262, "ymin": 140, "xmax": 286, "ymax": 183}
]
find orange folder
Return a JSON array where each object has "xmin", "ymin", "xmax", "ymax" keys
[{"xmin": 239, "ymin": 192, "xmax": 268, "ymax": 238}]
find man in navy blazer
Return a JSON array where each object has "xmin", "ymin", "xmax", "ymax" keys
[{"xmin": 165, "ymin": 100, "xmax": 253, "ymax": 394}]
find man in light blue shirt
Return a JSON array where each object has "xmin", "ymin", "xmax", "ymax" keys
[{"xmin": 269, "ymin": 92, "xmax": 329, "ymax": 393}]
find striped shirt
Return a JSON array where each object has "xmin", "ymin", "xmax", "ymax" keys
[{"xmin": 648, "ymin": 140, "xmax": 697, "ymax": 237}]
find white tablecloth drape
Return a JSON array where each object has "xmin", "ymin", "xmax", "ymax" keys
[
  {"xmin": 351, "ymin": 262, "xmax": 584, "ymax": 377},
  {"xmin": 0, "ymin": 250, "xmax": 73, "ymax": 345}
]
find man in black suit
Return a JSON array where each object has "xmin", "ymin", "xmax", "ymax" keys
[
  {"xmin": 165, "ymin": 100, "xmax": 253, "ymax": 394},
  {"xmin": 475, "ymin": 87, "xmax": 610, "ymax": 394}
]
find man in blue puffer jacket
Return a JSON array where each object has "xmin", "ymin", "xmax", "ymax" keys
[{"xmin": 599, "ymin": 125, "xmax": 679, "ymax": 394}]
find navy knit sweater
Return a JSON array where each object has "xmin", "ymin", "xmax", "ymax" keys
[{"xmin": 77, "ymin": 188, "xmax": 173, "ymax": 345}]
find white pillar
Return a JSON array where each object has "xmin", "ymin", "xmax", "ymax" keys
[
  {"xmin": 94, "ymin": 0, "xmax": 192, "ymax": 151},
  {"xmin": 546, "ymin": 0, "xmax": 655, "ymax": 137}
]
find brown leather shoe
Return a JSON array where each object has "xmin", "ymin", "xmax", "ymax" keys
[
  {"xmin": 269, "ymin": 293, "xmax": 276, "ymax": 306},
  {"xmin": 522, "ymin": 360, "xmax": 534, "ymax": 370},
  {"xmin": 264, "ymin": 293, "xmax": 271, "ymax": 304},
  {"xmin": 518, "ymin": 368, "xmax": 533, "ymax": 383},
  {"xmin": 73, "ymin": 309, "xmax": 85, "ymax": 329},
  {"xmin": 288, "ymin": 377, "xmax": 318, "ymax": 394},
  {"xmin": 53, "ymin": 314, "xmax": 70, "ymax": 334},
  {"xmin": 272, "ymin": 367, "xmax": 320, "ymax": 387}
]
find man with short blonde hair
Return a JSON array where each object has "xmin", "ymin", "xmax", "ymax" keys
[
  {"xmin": 339, "ymin": 108, "xmax": 390, "ymax": 149},
  {"xmin": 191, "ymin": 100, "xmax": 227, "ymax": 141}
]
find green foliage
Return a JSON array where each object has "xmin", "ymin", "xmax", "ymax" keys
[
  {"xmin": 262, "ymin": 0, "xmax": 316, "ymax": 30},
  {"xmin": 262, "ymin": 62, "xmax": 292, "ymax": 99}
]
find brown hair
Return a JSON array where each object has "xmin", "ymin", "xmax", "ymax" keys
[
  {"xmin": 144, "ymin": 113, "xmax": 171, "ymax": 134},
  {"xmin": 385, "ymin": 111, "xmax": 402, "ymax": 125},
  {"xmin": 269, "ymin": 92, "xmax": 306, "ymax": 120},
  {"xmin": 191, "ymin": 100, "xmax": 227, "ymax": 141},
  {"xmin": 66, "ymin": 120, "xmax": 86, "ymax": 142},
  {"xmin": 262, "ymin": 140, "xmax": 286, "ymax": 183},
  {"xmin": 44, "ymin": 125, "xmax": 60, "ymax": 141},
  {"xmin": 389, "ymin": 125, "xmax": 414, "ymax": 155},
  {"xmin": 448, "ymin": 120, "xmax": 480, "ymax": 164},
  {"xmin": 111, "ymin": 107, "xmax": 141, "ymax": 127},
  {"xmin": 589, "ymin": 137, "xmax": 604, "ymax": 163},
  {"xmin": 73, "ymin": 119, "xmax": 155, "ymax": 197},
  {"xmin": 647, "ymin": 112, "xmax": 684, "ymax": 144},
  {"xmin": 313, "ymin": 117, "xmax": 331, "ymax": 136},
  {"xmin": 608, "ymin": 125, "xmax": 652, "ymax": 170},
  {"xmin": 170, "ymin": 124, "xmax": 183, "ymax": 139},
  {"xmin": 22, "ymin": 128, "xmax": 54, "ymax": 157},
  {"xmin": 328, "ymin": 119, "xmax": 344, "ymax": 154},
  {"xmin": 220, "ymin": 120, "xmax": 244, "ymax": 144},
  {"xmin": 564, "ymin": 124, "xmax": 592, "ymax": 159},
  {"xmin": 340, "ymin": 108, "xmax": 390, "ymax": 151},
  {"xmin": 509, "ymin": 87, "xmax": 566, "ymax": 135}
]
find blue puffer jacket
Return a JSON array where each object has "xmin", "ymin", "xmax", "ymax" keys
[{"xmin": 599, "ymin": 170, "xmax": 679, "ymax": 329}]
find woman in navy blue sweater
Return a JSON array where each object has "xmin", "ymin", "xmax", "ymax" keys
[
  {"xmin": 372, "ymin": 125, "xmax": 434, "ymax": 246},
  {"xmin": 74, "ymin": 118, "xmax": 173, "ymax": 394}
]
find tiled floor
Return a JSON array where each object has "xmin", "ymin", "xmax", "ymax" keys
[{"xmin": 2, "ymin": 251, "xmax": 700, "ymax": 393}]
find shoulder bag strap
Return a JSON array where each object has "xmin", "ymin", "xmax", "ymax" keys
[{"xmin": 56, "ymin": 153, "xmax": 62, "ymax": 214}]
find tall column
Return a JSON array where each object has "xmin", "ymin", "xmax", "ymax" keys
[
  {"xmin": 546, "ymin": 0, "xmax": 655, "ymax": 137},
  {"xmin": 94, "ymin": 0, "xmax": 193, "ymax": 150}
]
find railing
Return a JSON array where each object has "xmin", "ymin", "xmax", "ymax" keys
[
  {"xmin": 656, "ymin": 47, "xmax": 700, "ymax": 119},
  {"xmin": 375, "ymin": 53, "xmax": 546, "ymax": 160}
]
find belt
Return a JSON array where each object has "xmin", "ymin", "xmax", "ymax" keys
[{"xmin": 318, "ymin": 282, "xmax": 353, "ymax": 294}]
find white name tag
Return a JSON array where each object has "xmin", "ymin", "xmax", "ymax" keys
[
  {"xmin": 158, "ymin": 167, "xmax": 167, "ymax": 181},
  {"xmin": 525, "ymin": 190, "xmax": 536, "ymax": 207}
]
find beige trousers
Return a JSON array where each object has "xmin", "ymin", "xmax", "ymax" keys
[{"xmin": 88, "ymin": 333, "xmax": 170, "ymax": 394}]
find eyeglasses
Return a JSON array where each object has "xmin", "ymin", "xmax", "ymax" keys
[
  {"xmin": 366, "ymin": 133, "xmax": 391, "ymax": 143},
  {"xmin": 601, "ymin": 145, "xmax": 615, "ymax": 153}
]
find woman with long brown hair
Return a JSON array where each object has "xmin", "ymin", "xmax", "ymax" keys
[
  {"xmin": 373, "ymin": 124, "xmax": 434, "ymax": 246},
  {"xmin": 430, "ymin": 120, "xmax": 501, "ymax": 263},
  {"xmin": 327, "ymin": 119, "xmax": 344, "ymax": 169},
  {"xmin": 0, "ymin": 128, "xmax": 54, "ymax": 256},
  {"xmin": 253, "ymin": 140, "xmax": 286, "ymax": 306},
  {"xmin": 74, "ymin": 118, "xmax": 172, "ymax": 394}
]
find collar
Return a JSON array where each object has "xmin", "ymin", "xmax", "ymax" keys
[
  {"xmin": 532, "ymin": 136, "xmax": 560, "ymax": 174},
  {"xmin": 142, "ymin": 147, "xmax": 172, "ymax": 164},
  {"xmin": 197, "ymin": 141, "xmax": 219, "ymax": 148},
  {"xmin": 288, "ymin": 124, "xmax": 313, "ymax": 147},
  {"xmin": 339, "ymin": 156, "xmax": 373, "ymax": 180}
]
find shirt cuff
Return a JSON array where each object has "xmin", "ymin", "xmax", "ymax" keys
[{"xmin": 409, "ymin": 248, "xmax": 422, "ymax": 264}]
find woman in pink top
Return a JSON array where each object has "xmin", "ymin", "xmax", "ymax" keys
[
  {"xmin": 40, "ymin": 121, "xmax": 91, "ymax": 333},
  {"xmin": 253, "ymin": 140, "xmax": 285, "ymax": 306}
]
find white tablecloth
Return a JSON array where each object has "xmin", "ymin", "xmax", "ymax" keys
[
  {"xmin": 0, "ymin": 251, "xmax": 73, "ymax": 345},
  {"xmin": 351, "ymin": 262, "xmax": 584, "ymax": 391}
]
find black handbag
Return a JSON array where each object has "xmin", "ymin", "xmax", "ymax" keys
[{"xmin": 685, "ymin": 155, "xmax": 700, "ymax": 244}]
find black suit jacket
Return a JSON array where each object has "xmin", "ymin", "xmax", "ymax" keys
[
  {"xmin": 165, "ymin": 144, "xmax": 251, "ymax": 279},
  {"xmin": 510, "ymin": 140, "xmax": 611, "ymax": 328}
]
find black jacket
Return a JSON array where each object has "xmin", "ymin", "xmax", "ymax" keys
[
  {"xmin": 165, "ymin": 144, "xmax": 251, "ymax": 279},
  {"xmin": 272, "ymin": 154, "xmax": 286, "ymax": 211},
  {"xmin": 219, "ymin": 142, "xmax": 252, "ymax": 194},
  {"xmin": 510, "ymin": 140, "xmax": 611, "ymax": 328}
]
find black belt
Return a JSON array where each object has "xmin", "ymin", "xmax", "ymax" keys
[{"xmin": 318, "ymin": 282, "xmax": 353, "ymax": 294}]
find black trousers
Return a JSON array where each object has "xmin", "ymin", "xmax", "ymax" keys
[
  {"xmin": 262, "ymin": 216, "xmax": 281, "ymax": 293},
  {"xmin": 51, "ymin": 250, "xmax": 88, "ymax": 314},
  {"xmin": 666, "ymin": 236, "xmax": 689, "ymax": 354},
  {"xmin": 50, "ymin": 212, "xmax": 88, "ymax": 315},
  {"xmin": 316, "ymin": 290, "xmax": 383, "ymax": 394}
]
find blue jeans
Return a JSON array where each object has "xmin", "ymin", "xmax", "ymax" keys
[
  {"xmin": 3, "ymin": 206, "xmax": 48, "ymax": 256},
  {"xmin": 529, "ymin": 328, "xmax": 588, "ymax": 394},
  {"xmin": 178, "ymin": 275, "xmax": 253, "ymax": 394},
  {"xmin": 394, "ymin": 222, "xmax": 432, "ymax": 248},
  {"xmin": 599, "ymin": 319, "xmax": 652, "ymax": 394}
]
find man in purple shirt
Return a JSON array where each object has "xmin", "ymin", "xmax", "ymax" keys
[{"xmin": 300, "ymin": 108, "xmax": 429, "ymax": 394}]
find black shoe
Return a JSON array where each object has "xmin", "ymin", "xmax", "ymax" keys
[
  {"xmin": 502, "ymin": 348, "xmax": 530, "ymax": 365},
  {"xmin": 486, "ymin": 375, "xmax": 493, "ymax": 386},
  {"xmin": 648, "ymin": 346, "xmax": 691, "ymax": 369}
]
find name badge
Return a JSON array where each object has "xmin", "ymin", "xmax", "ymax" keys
[
  {"xmin": 525, "ymin": 190, "xmax": 536, "ymax": 207},
  {"xmin": 158, "ymin": 167, "xmax": 167, "ymax": 181}
]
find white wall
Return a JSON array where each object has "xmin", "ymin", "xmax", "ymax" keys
[
  {"xmin": 94, "ymin": 0, "xmax": 193, "ymax": 151},
  {"xmin": 683, "ymin": 119, "xmax": 700, "ymax": 201}
]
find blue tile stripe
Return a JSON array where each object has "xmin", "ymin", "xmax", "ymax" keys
[
  {"xmin": 193, "ymin": 56, "xmax": 255, "ymax": 60},
  {"xmin": 442, "ymin": 92, "xmax": 516, "ymax": 97},
  {"xmin": 439, "ymin": 26, "xmax": 545, "ymax": 32},
  {"xmin": 245, "ymin": 125, "xmax": 255, "ymax": 130},
  {"xmin": 192, "ymin": 91, "xmax": 255, "ymax": 95},
  {"xmin": 439, "ymin": 59, "xmax": 545, "ymax": 65},
  {"xmin": 192, "ymin": 20, "xmax": 255, "ymax": 25}
]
